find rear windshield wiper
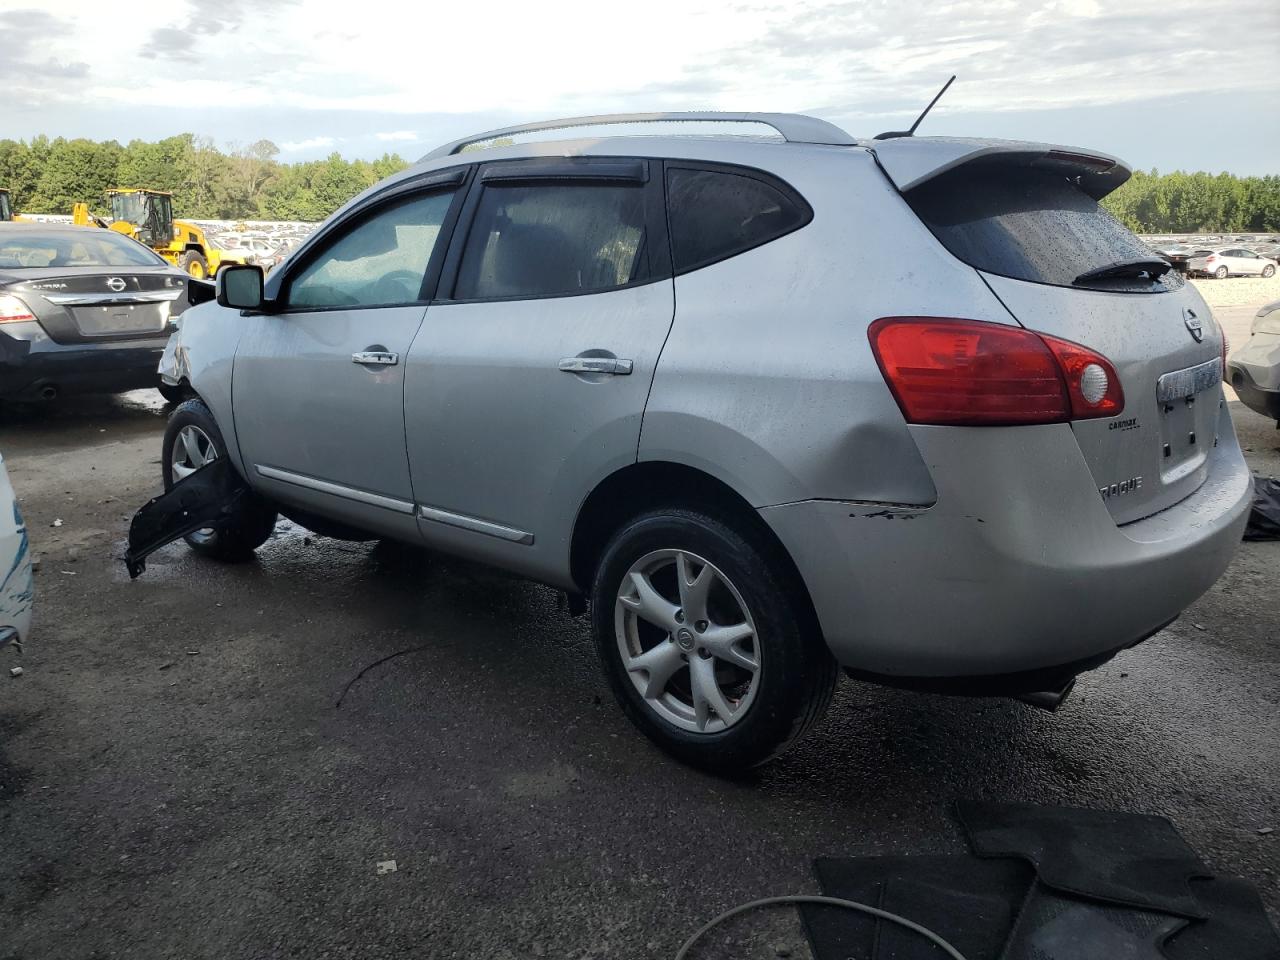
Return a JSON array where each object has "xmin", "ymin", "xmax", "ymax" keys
[{"xmin": 1073, "ymin": 259, "xmax": 1171, "ymax": 285}]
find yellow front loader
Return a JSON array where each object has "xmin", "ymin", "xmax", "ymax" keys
[{"xmin": 97, "ymin": 189, "xmax": 250, "ymax": 277}]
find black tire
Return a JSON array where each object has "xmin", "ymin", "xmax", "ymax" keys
[
  {"xmin": 591, "ymin": 508, "xmax": 837, "ymax": 773},
  {"xmin": 161, "ymin": 398, "xmax": 277, "ymax": 561},
  {"xmin": 156, "ymin": 381, "xmax": 188, "ymax": 405},
  {"xmin": 179, "ymin": 250, "xmax": 209, "ymax": 279},
  {"xmin": 1214, "ymin": 266, "xmax": 1229, "ymax": 279},
  {"xmin": 1262, "ymin": 264, "xmax": 1276, "ymax": 279}
]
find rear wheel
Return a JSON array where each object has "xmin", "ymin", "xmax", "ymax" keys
[
  {"xmin": 591, "ymin": 508, "xmax": 837, "ymax": 773},
  {"xmin": 1214, "ymin": 266, "xmax": 1229, "ymax": 279},
  {"xmin": 1262, "ymin": 264, "xmax": 1276, "ymax": 279},
  {"xmin": 179, "ymin": 250, "xmax": 209, "ymax": 278},
  {"xmin": 162, "ymin": 399, "xmax": 276, "ymax": 561}
]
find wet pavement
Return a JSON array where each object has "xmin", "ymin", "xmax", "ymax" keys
[{"xmin": 1, "ymin": 390, "xmax": 1277, "ymax": 959}]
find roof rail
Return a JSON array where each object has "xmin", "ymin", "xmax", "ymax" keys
[{"xmin": 420, "ymin": 112, "xmax": 858, "ymax": 161}]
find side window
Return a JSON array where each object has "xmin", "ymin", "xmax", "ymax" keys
[
  {"xmin": 287, "ymin": 190, "xmax": 455, "ymax": 309},
  {"xmin": 666, "ymin": 166, "xmax": 809, "ymax": 273},
  {"xmin": 454, "ymin": 183, "xmax": 649, "ymax": 300}
]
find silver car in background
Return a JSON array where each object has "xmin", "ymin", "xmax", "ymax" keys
[
  {"xmin": 1227, "ymin": 299, "xmax": 1280, "ymax": 423},
  {"xmin": 1189, "ymin": 246, "xmax": 1279, "ymax": 278},
  {"xmin": 156, "ymin": 113, "xmax": 1251, "ymax": 771},
  {"xmin": 0, "ymin": 450, "xmax": 33, "ymax": 656}
]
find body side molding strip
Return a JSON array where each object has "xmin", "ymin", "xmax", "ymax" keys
[
  {"xmin": 416, "ymin": 504, "xmax": 534, "ymax": 545},
  {"xmin": 254, "ymin": 465, "xmax": 415, "ymax": 514}
]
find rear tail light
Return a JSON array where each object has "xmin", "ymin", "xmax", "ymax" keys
[
  {"xmin": 868, "ymin": 317, "xmax": 1124, "ymax": 426},
  {"xmin": 0, "ymin": 294, "xmax": 35, "ymax": 324}
]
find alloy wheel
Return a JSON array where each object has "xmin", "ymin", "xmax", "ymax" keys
[
  {"xmin": 171, "ymin": 424, "xmax": 217, "ymax": 480},
  {"xmin": 614, "ymin": 549, "xmax": 761, "ymax": 734},
  {"xmin": 170, "ymin": 424, "xmax": 218, "ymax": 544}
]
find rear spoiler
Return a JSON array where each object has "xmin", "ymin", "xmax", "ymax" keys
[{"xmin": 869, "ymin": 137, "xmax": 1132, "ymax": 200}]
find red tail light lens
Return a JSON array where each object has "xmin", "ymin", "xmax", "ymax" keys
[
  {"xmin": 869, "ymin": 317, "xmax": 1124, "ymax": 426},
  {"xmin": 0, "ymin": 294, "xmax": 35, "ymax": 324}
]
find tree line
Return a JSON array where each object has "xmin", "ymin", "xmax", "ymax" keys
[
  {"xmin": 0, "ymin": 134, "xmax": 410, "ymax": 222},
  {"xmin": 1, "ymin": 133, "xmax": 1276, "ymax": 231},
  {"xmin": 1102, "ymin": 169, "xmax": 1280, "ymax": 234}
]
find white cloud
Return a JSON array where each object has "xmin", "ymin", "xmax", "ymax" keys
[
  {"xmin": 281, "ymin": 136, "xmax": 337, "ymax": 152},
  {"xmin": 15, "ymin": 0, "xmax": 1280, "ymax": 170}
]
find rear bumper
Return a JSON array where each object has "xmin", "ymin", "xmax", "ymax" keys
[
  {"xmin": 761, "ymin": 413, "xmax": 1252, "ymax": 679},
  {"xmin": 1227, "ymin": 333, "xmax": 1280, "ymax": 420},
  {"xmin": 0, "ymin": 321, "xmax": 165, "ymax": 399}
]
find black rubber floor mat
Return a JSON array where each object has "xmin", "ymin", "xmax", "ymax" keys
[
  {"xmin": 801, "ymin": 855, "xmax": 1033, "ymax": 960},
  {"xmin": 802, "ymin": 806, "xmax": 1280, "ymax": 960},
  {"xmin": 1161, "ymin": 876, "xmax": 1280, "ymax": 960},
  {"xmin": 956, "ymin": 801, "xmax": 1209, "ymax": 918},
  {"xmin": 1000, "ymin": 882, "xmax": 1186, "ymax": 960}
]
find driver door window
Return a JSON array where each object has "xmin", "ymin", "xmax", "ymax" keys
[{"xmin": 286, "ymin": 191, "xmax": 455, "ymax": 309}]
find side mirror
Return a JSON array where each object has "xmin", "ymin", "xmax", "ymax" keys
[
  {"xmin": 188, "ymin": 276, "xmax": 216, "ymax": 306},
  {"xmin": 216, "ymin": 264, "xmax": 265, "ymax": 310}
]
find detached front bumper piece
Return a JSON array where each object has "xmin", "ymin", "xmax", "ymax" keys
[{"xmin": 124, "ymin": 459, "xmax": 250, "ymax": 578}]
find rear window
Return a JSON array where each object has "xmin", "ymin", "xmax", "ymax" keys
[
  {"xmin": 0, "ymin": 228, "xmax": 166, "ymax": 268},
  {"xmin": 666, "ymin": 167, "xmax": 810, "ymax": 273},
  {"xmin": 907, "ymin": 168, "xmax": 1181, "ymax": 292}
]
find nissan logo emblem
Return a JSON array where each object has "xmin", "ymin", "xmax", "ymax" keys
[
  {"xmin": 107, "ymin": 277, "xmax": 127, "ymax": 292},
  {"xmin": 1184, "ymin": 308, "xmax": 1204, "ymax": 343}
]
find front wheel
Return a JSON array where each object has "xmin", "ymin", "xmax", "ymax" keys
[
  {"xmin": 591, "ymin": 508, "xmax": 837, "ymax": 773},
  {"xmin": 179, "ymin": 250, "xmax": 209, "ymax": 278},
  {"xmin": 1214, "ymin": 266, "xmax": 1229, "ymax": 279},
  {"xmin": 1262, "ymin": 264, "xmax": 1276, "ymax": 279},
  {"xmin": 161, "ymin": 399, "xmax": 277, "ymax": 561}
]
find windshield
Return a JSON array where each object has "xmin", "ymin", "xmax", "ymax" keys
[
  {"xmin": 111, "ymin": 193, "xmax": 150, "ymax": 224},
  {"xmin": 0, "ymin": 229, "xmax": 167, "ymax": 268},
  {"xmin": 907, "ymin": 167, "xmax": 1183, "ymax": 293},
  {"xmin": 0, "ymin": 192, "xmax": 11, "ymax": 221}
]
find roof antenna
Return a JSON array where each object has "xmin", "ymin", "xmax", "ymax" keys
[{"xmin": 873, "ymin": 75, "xmax": 956, "ymax": 140}]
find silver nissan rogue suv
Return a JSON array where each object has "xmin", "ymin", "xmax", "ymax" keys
[{"xmin": 156, "ymin": 113, "xmax": 1252, "ymax": 771}]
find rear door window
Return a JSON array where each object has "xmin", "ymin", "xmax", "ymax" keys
[
  {"xmin": 907, "ymin": 167, "xmax": 1178, "ymax": 292},
  {"xmin": 453, "ymin": 182, "xmax": 650, "ymax": 300},
  {"xmin": 666, "ymin": 166, "xmax": 810, "ymax": 273}
]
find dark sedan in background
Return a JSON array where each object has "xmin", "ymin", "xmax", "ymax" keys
[{"xmin": 0, "ymin": 223, "xmax": 202, "ymax": 404}]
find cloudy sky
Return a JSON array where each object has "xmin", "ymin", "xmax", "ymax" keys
[{"xmin": 2, "ymin": 0, "xmax": 1276, "ymax": 173}]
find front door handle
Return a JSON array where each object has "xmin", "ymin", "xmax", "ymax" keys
[
  {"xmin": 558, "ymin": 357, "xmax": 634, "ymax": 375},
  {"xmin": 352, "ymin": 350, "xmax": 399, "ymax": 366}
]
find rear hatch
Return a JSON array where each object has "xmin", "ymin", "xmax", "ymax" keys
[
  {"xmin": 875, "ymin": 139, "xmax": 1226, "ymax": 524},
  {"xmin": 8, "ymin": 268, "xmax": 187, "ymax": 344}
]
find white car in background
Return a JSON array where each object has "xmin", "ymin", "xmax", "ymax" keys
[
  {"xmin": 0, "ymin": 450, "xmax": 33, "ymax": 654},
  {"xmin": 1227, "ymin": 299, "xmax": 1280, "ymax": 424},
  {"xmin": 1189, "ymin": 247, "xmax": 1278, "ymax": 279}
]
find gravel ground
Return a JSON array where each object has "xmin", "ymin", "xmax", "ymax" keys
[
  {"xmin": 0, "ymin": 385, "xmax": 1277, "ymax": 959},
  {"xmin": 1191, "ymin": 274, "xmax": 1280, "ymax": 310}
]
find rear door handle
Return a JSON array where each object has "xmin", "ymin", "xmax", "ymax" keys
[
  {"xmin": 352, "ymin": 351, "xmax": 399, "ymax": 366},
  {"xmin": 558, "ymin": 357, "xmax": 633, "ymax": 375}
]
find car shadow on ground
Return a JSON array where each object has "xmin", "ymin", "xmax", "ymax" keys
[{"xmin": 0, "ymin": 386, "xmax": 172, "ymax": 440}]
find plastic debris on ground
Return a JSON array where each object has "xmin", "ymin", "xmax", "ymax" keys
[{"xmin": 1244, "ymin": 476, "xmax": 1280, "ymax": 541}]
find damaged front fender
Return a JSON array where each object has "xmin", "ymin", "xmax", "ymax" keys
[{"xmin": 124, "ymin": 458, "xmax": 251, "ymax": 578}]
